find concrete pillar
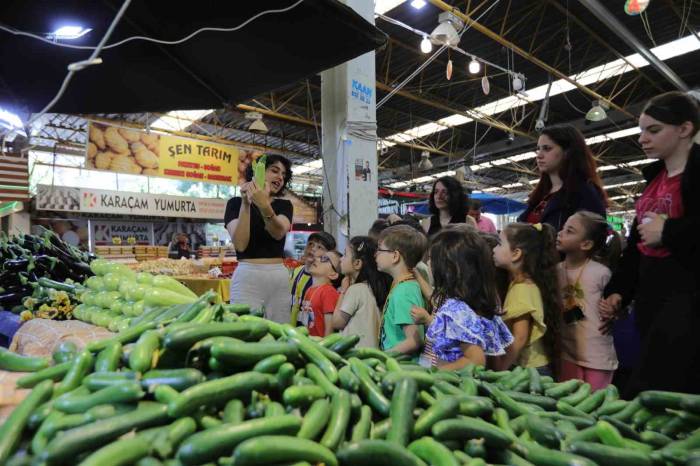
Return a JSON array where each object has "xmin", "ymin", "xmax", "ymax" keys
[
  {"xmin": 321, "ymin": 0, "xmax": 377, "ymax": 251},
  {"xmin": 8, "ymin": 211, "xmax": 30, "ymax": 236}
]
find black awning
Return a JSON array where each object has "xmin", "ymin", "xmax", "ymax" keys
[{"xmin": 0, "ymin": 0, "xmax": 386, "ymax": 114}]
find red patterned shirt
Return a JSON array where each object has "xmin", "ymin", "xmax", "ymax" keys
[{"xmin": 636, "ymin": 168, "xmax": 684, "ymax": 258}]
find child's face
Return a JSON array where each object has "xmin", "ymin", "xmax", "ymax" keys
[
  {"xmin": 308, "ymin": 251, "xmax": 341, "ymax": 281},
  {"xmin": 492, "ymin": 231, "xmax": 514, "ymax": 269},
  {"xmin": 340, "ymin": 244, "xmax": 360, "ymax": 275},
  {"xmin": 374, "ymin": 240, "xmax": 397, "ymax": 273},
  {"xmin": 557, "ymin": 215, "xmax": 591, "ymax": 254},
  {"xmin": 304, "ymin": 240, "xmax": 328, "ymax": 269}
]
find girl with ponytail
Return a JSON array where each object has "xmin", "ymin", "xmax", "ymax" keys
[
  {"xmin": 332, "ymin": 236, "xmax": 392, "ymax": 348},
  {"xmin": 492, "ymin": 222, "xmax": 562, "ymax": 375}
]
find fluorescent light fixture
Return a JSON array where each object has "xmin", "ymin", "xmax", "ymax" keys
[
  {"xmin": 410, "ymin": 0, "xmax": 427, "ymax": 9},
  {"xmin": 483, "ymin": 187, "xmax": 502, "ymax": 192},
  {"xmin": 375, "ymin": 0, "xmax": 406, "ymax": 14},
  {"xmin": 609, "ymin": 194, "xmax": 634, "ymax": 200},
  {"xmin": 502, "ymin": 182, "xmax": 524, "ymax": 188},
  {"xmin": 150, "ymin": 110, "xmax": 214, "ymax": 132},
  {"xmin": 292, "ymin": 159, "xmax": 324, "ymax": 175},
  {"xmin": 49, "ymin": 26, "xmax": 92, "ymax": 40},
  {"xmin": 605, "ymin": 180, "xmax": 644, "ymax": 190}
]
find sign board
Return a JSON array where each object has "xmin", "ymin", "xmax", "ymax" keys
[
  {"xmin": 85, "ymin": 121, "xmax": 259, "ymax": 185},
  {"xmin": 93, "ymin": 221, "xmax": 152, "ymax": 245},
  {"xmin": 37, "ymin": 185, "xmax": 227, "ymax": 220}
]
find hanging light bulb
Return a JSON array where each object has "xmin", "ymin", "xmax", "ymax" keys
[
  {"xmin": 468, "ymin": 57, "xmax": 481, "ymax": 74},
  {"xmin": 420, "ymin": 36, "xmax": 432, "ymax": 54}
]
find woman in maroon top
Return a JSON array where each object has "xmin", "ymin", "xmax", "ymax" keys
[
  {"xmin": 519, "ymin": 125, "xmax": 606, "ymax": 231},
  {"xmin": 602, "ymin": 92, "xmax": 700, "ymax": 396}
]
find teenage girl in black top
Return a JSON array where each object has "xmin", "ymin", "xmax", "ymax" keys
[{"xmin": 225, "ymin": 154, "xmax": 294, "ymax": 323}]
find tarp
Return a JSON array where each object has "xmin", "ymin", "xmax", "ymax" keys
[
  {"xmin": 0, "ymin": 0, "xmax": 386, "ymax": 114},
  {"xmin": 409, "ymin": 193, "xmax": 527, "ymax": 216}
]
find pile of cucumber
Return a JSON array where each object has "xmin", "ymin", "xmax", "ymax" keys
[{"xmin": 1, "ymin": 312, "xmax": 699, "ymax": 466}]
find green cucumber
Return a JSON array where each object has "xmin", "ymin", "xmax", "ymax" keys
[
  {"xmin": 596, "ymin": 400, "xmax": 628, "ymax": 417},
  {"xmin": 526, "ymin": 414, "xmax": 563, "ymax": 449},
  {"xmin": 88, "ymin": 321, "xmax": 157, "ymax": 352},
  {"xmin": 528, "ymin": 367, "xmax": 543, "ymax": 395},
  {"xmin": 595, "ymin": 420, "xmax": 625, "ymax": 448},
  {"xmin": 52, "ymin": 341, "xmax": 78, "ymax": 364},
  {"xmin": 55, "ymin": 380, "xmax": 144, "ymax": 413},
  {"xmin": 610, "ymin": 399, "xmax": 642, "ymax": 422},
  {"xmin": 644, "ymin": 413, "xmax": 674, "ymax": 432},
  {"xmin": 283, "ymin": 384, "xmax": 327, "ymax": 408},
  {"xmin": 54, "ymin": 349, "xmax": 94, "ymax": 398},
  {"xmin": 276, "ymin": 362, "xmax": 296, "ymax": 389},
  {"xmin": 639, "ymin": 430, "xmax": 672, "ymax": 448},
  {"xmin": 319, "ymin": 332, "xmax": 343, "ymax": 348},
  {"xmin": 537, "ymin": 412, "xmax": 596, "ymax": 429},
  {"xmin": 387, "ymin": 377, "xmax": 417, "ymax": 446},
  {"xmin": 154, "ymin": 385, "xmax": 180, "ymax": 404},
  {"xmin": 223, "ymin": 399, "xmax": 245, "ymax": 424},
  {"xmin": 298, "ymin": 398, "xmax": 331, "ymax": 440},
  {"xmin": 560, "ymin": 383, "xmax": 592, "ymax": 406},
  {"xmin": 432, "ymin": 418, "xmax": 513, "ymax": 448},
  {"xmin": 0, "ymin": 347, "xmax": 49, "ymax": 372},
  {"xmin": 252, "ymin": 354, "xmax": 287, "ymax": 374},
  {"xmin": 306, "ymin": 363, "xmax": 340, "ymax": 397},
  {"xmin": 176, "ymin": 415, "xmax": 301, "ymax": 465},
  {"xmin": 16, "ymin": 361, "xmax": 72, "ymax": 388},
  {"xmin": 129, "ymin": 330, "xmax": 161, "ymax": 373},
  {"xmin": 414, "ymin": 396, "xmax": 460, "ymax": 438},
  {"xmin": 556, "ymin": 401, "xmax": 594, "ymax": 419},
  {"xmin": 83, "ymin": 371, "xmax": 138, "ymax": 391},
  {"xmin": 329, "ymin": 334, "xmax": 361, "ymax": 354},
  {"xmin": 264, "ymin": 401, "xmax": 286, "ymax": 417},
  {"xmin": 77, "ymin": 435, "xmax": 151, "ymax": 466},
  {"xmin": 513, "ymin": 440, "xmax": 597, "ymax": 466},
  {"xmin": 575, "ymin": 388, "xmax": 606, "ymax": 413},
  {"xmin": 40, "ymin": 402, "xmax": 169, "ymax": 464},
  {"xmin": 351, "ymin": 405, "xmax": 373, "ymax": 442},
  {"xmin": 493, "ymin": 407, "xmax": 516, "ymax": 438},
  {"xmin": 94, "ymin": 341, "xmax": 123, "ymax": 373},
  {"xmin": 284, "ymin": 327, "xmax": 338, "ymax": 384},
  {"xmin": 336, "ymin": 439, "xmax": 427, "ymax": 466},
  {"xmin": 481, "ymin": 382, "xmax": 532, "ymax": 418},
  {"xmin": 408, "ymin": 437, "xmax": 460, "ymax": 466},
  {"xmin": 504, "ymin": 391, "xmax": 558, "ymax": 411},
  {"xmin": 230, "ymin": 435, "xmax": 337, "ymax": 466},
  {"xmin": 141, "ymin": 368, "xmax": 205, "ymax": 392},
  {"xmin": 320, "ymin": 389, "xmax": 352, "ymax": 450},
  {"xmin": 211, "ymin": 340, "xmax": 300, "ymax": 368},
  {"xmin": 545, "ymin": 380, "xmax": 582, "ymax": 399},
  {"xmin": 0, "ymin": 379, "xmax": 53, "ymax": 463},
  {"xmin": 338, "ymin": 365, "xmax": 360, "ymax": 393},
  {"xmin": 163, "ymin": 322, "xmax": 268, "ymax": 350},
  {"xmin": 371, "ymin": 418, "xmax": 391, "ymax": 440},
  {"xmin": 639, "ymin": 390, "xmax": 695, "ymax": 411},
  {"xmin": 381, "ymin": 370, "xmax": 435, "ymax": 393},
  {"xmin": 168, "ymin": 371, "xmax": 272, "ymax": 417},
  {"xmin": 567, "ymin": 441, "xmax": 653, "ymax": 466},
  {"xmin": 461, "ymin": 377, "xmax": 478, "ymax": 396},
  {"xmin": 597, "ymin": 416, "xmax": 642, "ymax": 441},
  {"xmin": 350, "ymin": 357, "xmax": 390, "ymax": 417}
]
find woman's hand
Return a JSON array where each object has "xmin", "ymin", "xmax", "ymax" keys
[
  {"xmin": 239, "ymin": 181, "xmax": 253, "ymax": 205},
  {"xmin": 248, "ymin": 180, "xmax": 271, "ymax": 209},
  {"xmin": 598, "ymin": 294, "xmax": 622, "ymax": 335},
  {"xmin": 638, "ymin": 212, "xmax": 665, "ymax": 247},
  {"xmin": 410, "ymin": 305, "xmax": 430, "ymax": 325}
]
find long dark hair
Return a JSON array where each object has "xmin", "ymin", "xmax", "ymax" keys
[
  {"xmin": 504, "ymin": 222, "xmax": 562, "ymax": 362},
  {"xmin": 430, "ymin": 227, "xmax": 499, "ymax": 319},
  {"xmin": 245, "ymin": 154, "xmax": 293, "ymax": 196},
  {"xmin": 572, "ymin": 210, "xmax": 622, "ymax": 271},
  {"xmin": 528, "ymin": 125, "xmax": 606, "ymax": 209},
  {"xmin": 643, "ymin": 91, "xmax": 700, "ymax": 135},
  {"xmin": 429, "ymin": 176, "xmax": 468, "ymax": 223},
  {"xmin": 347, "ymin": 236, "xmax": 392, "ymax": 309}
]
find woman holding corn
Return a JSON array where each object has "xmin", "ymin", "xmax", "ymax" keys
[{"xmin": 225, "ymin": 154, "xmax": 294, "ymax": 323}]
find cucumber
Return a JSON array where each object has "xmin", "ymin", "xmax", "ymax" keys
[
  {"xmin": 176, "ymin": 415, "xmax": 301, "ymax": 465},
  {"xmin": 639, "ymin": 430, "xmax": 672, "ymax": 448},
  {"xmin": 211, "ymin": 340, "xmax": 300, "ymax": 368},
  {"xmin": 595, "ymin": 420, "xmax": 625, "ymax": 448},
  {"xmin": 52, "ymin": 341, "xmax": 78, "ymax": 364},
  {"xmin": 556, "ymin": 401, "xmax": 593, "ymax": 419},
  {"xmin": 298, "ymin": 398, "xmax": 331, "ymax": 440},
  {"xmin": 537, "ymin": 412, "xmax": 595, "ymax": 429},
  {"xmin": 88, "ymin": 321, "xmax": 157, "ymax": 352},
  {"xmin": 381, "ymin": 370, "xmax": 435, "ymax": 393},
  {"xmin": 644, "ymin": 413, "xmax": 674, "ymax": 432},
  {"xmin": 141, "ymin": 369, "xmax": 205, "ymax": 392},
  {"xmin": 461, "ymin": 377, "xmax": 478, "ymax": 396},
  {"xmin": 40, "ymin": 402, "xmax": 169, "ymax": 464},
  {"xmin": 83, "ymin": 371, "xmax": 138, "ymax": 391},
  {"xmin": 320, "ymin": 389, "xmax": 352, "ymax": 450},
  {"xmin": 432, "ymin": 418, "xmax": 513, "ymax": 448},
  {"xmin": 283, "ymin": 384, "xmax": 327, "ymax": 408},
  {"xmin": 230, "ymin": 435, "xmax": 338, "ymax": 466},
  {"xmin": 567, "ymin": 441, "xmax": 653, "ymax": 466},
  {"xmin": 129, "ymin": 330, "xmax": 161, "ymax": 373},
  {"xmin": 351, "ymin": 405, "xmax": 373, "ymax": 442},
  {"xmin": 504, "ymin": 391, "xmax": 558, "ymax": 411},
  {"xmin": 0, "ymin": 379, "xmax": 53, "ymax": 463},
  {"xmin": 0, "ymin": 347, "xmax": 49, "ymax": 372},
  {"xmin": 382, "ymin": 376, "xmax": 416, "ymax": 445},
  {"xmin": 414, "ymin": 396, "xmax": 460, "ymax": 438},
  {"xmin": 560, "ymin": 383, "xmax": 592, "ymax": 406},
  {"xmin": 329, "ymin": 334, "xmax": 361, "ymax": 354},
  {"xmin": 54, "ymin": 349, "xmax": 94, "ymax": 398},
  {"xmin": 285, "ymin": 329, "xmax": 338, "ymax": 384},
  {"xmin": 55, "ymin": 381, "xmax": 144, "ymax": 414},
  {"xmin": 575, "ymin": 388, "xmax": 606, "ymax": 414},
  {"xmin": 529, "ymin": 367, "xmax": 543, "ymax": 395},
  {"xmin": 639, "ymin": 390, "xmax": 694, "ymax": 411},
  {"xmin": 513, "ymin": 440, "xmax": 597, "ymax": 466},
  {"xmin": 597, "ymin": 416, "xmax": 642, "ymax": 441},
  {"xmin": 168, "ymin": 371, "xmax": 272, "ymax": 417},
  {"xmin": 610, "ymin": 399, "xmax": 642, "ymax": 422},
  {"xmin": 596, "ymin": 400, "xmax": 628, "ymax": 417},
  {"xmin": 163, "ymin": 322, "xmax": 268, "ymax": 350},
  {"xmin": 16, "ymin": 361, "xmax": 72, "ymax": 388},
  {"xmin": 319, "ymin": 332, "xmax": 343, "ymax": 348},
  {"xmin": 481, "ymin": 383, "xmax": 532, "ymax": 418},
  {"xmin": 306, "ymin": 363, "xmax": 340, "ymax": 397},
  {"xmin": 545, "ymin": 380, "xmax": 581, "ymax": 399},
  {"xmin": 154, "ymin": 385, "xmax": 180, "ymax": 404},
  {"xmin": 252, "ymin": 354, "xmax": 287, "ymax": 374},
  {"xmin": 338, "ymin": 365, "xmax": 360, "ymax": 393},
  {"xmin": 223, "ymin": 399, "xmax": 245, "ymax": 424},
  {"xmin": 491, "ymin": 450, "xmax": 536, "ymax": 466},
  {"xmin": 408, "ymin": 437, "xmax": 460, "ymax": 466},
  {"xmin": 336, "ymin": 439, "xmax": 427, "ymax": 466},
  {"xmin": 77, "ymin": 435, "xmax": 151, "ymax": 466},
  {"xmin": 526, "ymin": 414, "xmax": 563, "ymax": 449},
  {"xmin": 94, "ymin": 341, "xmax": 123, "ymax": 373},
  {"xmin": 350, "ymin": 357, "xmax": 391, "ymax": 417},
  {"xmin": 276, "ymin": 362, "xmax": 296, "ymax": 389}
]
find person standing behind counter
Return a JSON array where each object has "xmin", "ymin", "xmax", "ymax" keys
[{"xmin": 225, "ymin": 154, "xmax": 294, "ymax": 324}]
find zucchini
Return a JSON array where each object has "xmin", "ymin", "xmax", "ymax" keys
[
  {"xmin": 230, "ymin": 435, "xmax": 337, "ymax": 466},
  {"xmin": 320, "ymin": 389, "xmax": 352, "ymax": 450},
  {"xmin": 0, "ymin": 379, "xmax": 53, "ymax": 463},
  {"xmin": 432, "ymin": 418, "xmax": 513, "ymax": 448},
  {"xmin": 336, "ymin": 439, "xmax": 427, "ymax": 466},
  {"xmin": 567, "ymin": 441, "xmax": 653, "ymax": 466},
  {"xmin": 408, "ymin": 437, "xmax": 460, "ymax": 466}
]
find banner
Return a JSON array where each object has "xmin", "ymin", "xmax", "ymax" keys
[
  {"xmin": 93, "ymin": 221, "xmax": 152, "ymax": 245},
  {"xmin": 37, "ymin": 185, "xmax": 228, "ymax": 220},
  {"xmin": 85, "ymin": 121, "xmax": 259, "ymax": 185}
]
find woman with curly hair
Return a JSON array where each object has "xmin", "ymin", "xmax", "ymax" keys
[{"xmin": 421, "ymin": 176, "xmax": 475, "ymax": 236}]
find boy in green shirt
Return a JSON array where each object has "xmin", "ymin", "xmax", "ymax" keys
[{"xmin": 375, "ymin": 225, "xmax": 427, "ymax": 357}]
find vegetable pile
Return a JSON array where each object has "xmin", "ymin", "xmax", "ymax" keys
[
  {"xmin": 0, "ymin": 229, "xmax": 95, "ymax": 316},
  {"xmin": 73, "ymin": 259, "xmax": 223, "ymax": 332},
  {"xmin": 1, "ymin": 313, "xmax": 699, "ymax": 466}
]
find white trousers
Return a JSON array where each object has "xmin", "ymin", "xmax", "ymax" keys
[{"xmin": 229, "ymin": 262, "xmax": 291, "ymax": 324}]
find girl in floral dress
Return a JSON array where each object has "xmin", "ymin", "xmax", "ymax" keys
[{"xmin": 411, "ymin": 227, "xmax": 513, "ymax": 370}]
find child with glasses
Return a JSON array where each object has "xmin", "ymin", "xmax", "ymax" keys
[
  {"xmin": 298, "ymin": 250, "xmax": 343, "ymax": 337},
  {"xmin": 375, "ymin": 225, "xmax": 428, "ymax": 358}
]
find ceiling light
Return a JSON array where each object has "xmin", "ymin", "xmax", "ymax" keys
[
  {"xmin": 420, "ymin": 36, "xmax": 432, "ymax": 54},
  {"xmin": 410, "ymin": 0, "xmax": 427, "ymax": 9},
  {"xmin": 430, "ymin": 11, "xmax": 463, "ymax": 47},
  {"xmin": 468, "ymin": 57, "xmax": 481, "ymax": 74},
  {"xmin": 586, "ymin": 100, "xmax": 609, "ymax": 122},
  {"xmin": 245, "ymin": 112, "xmax": 268, "ymax": 134},
  {"xmin": 418, "ymin": 151, "xmax": 433, "ymax": 170},
  {"xmin": 512, "ymin": 74, "xmax": 525, "ymax": 92},
  {"xmin": 48, "ymin": 26, "xmax": 92, "ymax": 40}
]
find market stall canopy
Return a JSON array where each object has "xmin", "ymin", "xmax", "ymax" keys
[
  {"xmin": 409, "ymin": 193, "xmax": 527, "ymax": 216},
  {"xmin": 0, "ymin": 0, "xmax": 386, "ymax": 115}
]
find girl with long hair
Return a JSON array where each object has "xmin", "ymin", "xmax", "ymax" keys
[
  {"xmin": 421, "ymin": 176, "xmax": 475, "ymax": 235},
  {"xmin": 519, "ymin": 125, "xmax": 607, "ymax": 231}
]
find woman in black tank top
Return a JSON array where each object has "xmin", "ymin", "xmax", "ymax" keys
[{"xmin": 422, "ymin": 176, "xmax": 472, "ymax": 236}]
